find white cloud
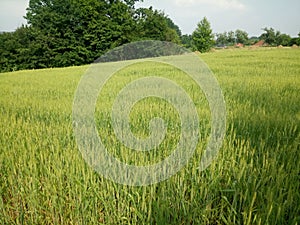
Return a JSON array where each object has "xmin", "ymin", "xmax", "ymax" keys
[{"xmin": 175, "ymin": 0, "xmax": 246, "ymax": 10}]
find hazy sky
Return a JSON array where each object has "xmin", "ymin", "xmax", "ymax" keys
[{"xmin": 1, "ymin": 0, "xmax": 299, "ymax": 37}]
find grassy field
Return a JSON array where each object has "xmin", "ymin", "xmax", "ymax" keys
[{"xmin": 0, "ymin": 48, "xmax": 299, "ymax": 224}]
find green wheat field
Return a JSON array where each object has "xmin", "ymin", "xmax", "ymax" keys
[{"xmin": 0, "ymin": 48, "xmax": 299, "ymax": 224}]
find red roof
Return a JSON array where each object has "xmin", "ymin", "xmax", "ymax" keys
[
  {"xmin": 235, "ymin": 43, "xmax": 244, "ymax": 47},
  {"xmin": 254, "ymin": 40, "xmax": 265, "ymax": 46}
]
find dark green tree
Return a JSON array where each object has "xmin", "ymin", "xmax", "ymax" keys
[
  {"xmin": 227, "ymin": 31, "xmax": 236, "ymax": 45},
  {"xmin": 0, "ymin": 26, "xmax": 36, "ymax": 72},
  {"xmin": 260, "ymin": 27, "xmax": 277, "ymax": 46},
  {"xmin": 235, "ymin": 29, "xmax": 249, "ymax": 44},
  {"xmin": 192, "ymin": 17, "xmax": 214, "ymax": 52},
  {"xmin": 0, "ymin": 31, "xmax": 17, "ymax": 72},
  {"xmin": 216, "ymin": 32, "xmax": 228, "ymax": 46},
  {"xmin": 1, "ymin": 0, "xmax": 181, "ymax": 72},
  {"xmin": 297, "ymin": 32, "xmax": 300, "ymax": 45},
  {"xmin": 165, "ymin": 17, "xmax": 182, "ymax": 37},
  {"xmin": 123, "ymin": 0, "xmax": 143, "ymax": 8},
  {"xmin": 24, "ymin": 0, "xmax": 142, "ymax": 68},
  {"xmin": 181, "ymin": 34, "xmax": 193, "ymax": 49},
  {"xmin": 260, "ymin": 27, "xmax": 293, "ymax": 46},
  {"xmin": 276, "ymin": 33, "xmax": 291, "ymax": 46},
  {"xmin": 134, "ymin": 7, "xmax": 181, "ymax": 43}
]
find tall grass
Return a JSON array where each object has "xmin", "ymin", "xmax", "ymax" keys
[{"xmin": 0, "ymin": 48, "xmax": 299, "ymax": 224}]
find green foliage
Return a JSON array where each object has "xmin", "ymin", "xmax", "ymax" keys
[
  {"xmin": 276, "ymin": 33, "xmax": 292, "ymax": 46},
  {"xmin": 248, "ymin": 36, "xmax": 259, "ymax": 45},
  {"xmin": 192, "ymin": 17, "xmax": 214, "ymax": 52},
  {"xmin": 0, "ymin": 0, "xmax": 181, "ymax": 72},
  {"xmin": 291, "ymin": 32, "xmax": 300, "ymax": 46},
  {"xmin": 260, "ymin": 27, "xmax": 277, "ymax": 46},
  {"xmin": 0, "ymin": 26, "xmax": 37, "ymax": 72},
  {"xmin": 216, "ymin": 30, "xmax": 249, "ymax": 46},
  {"xmin": 297, "ymin": 32, "xmax": 300, "ymax": 45},
  {"xmin": 165, "ymin": 17, "xmax": 182, "ymax": 37},
  {"xmin": 134, "ymin": 7, "xmax": 181, "ymax": 43},
  {"xmin": 259, "ymin": 27, "xmax": 292, "ymax": 46},
  {"xmin": 227, "ymin": 31, "xmax": 236, "ymax": 44},
  {"xmin": 235, "ymin": 29, "xmax": 249, "ymax": 44},
  {"xmin": 0, "ymin": 48, "xmax": 299, "ymax": 224},
  {"xmin": 216, "ymin": 32, "xmax": 228, "ymax": 46},
  {"xmin": 181, "ymin": 34, "xmax": 193, "ymax": 49},
  {"xmin": 216, "ymin": 29, "xmax": 249, "ymax": 46},
  {"xmin": 122, "ymin": 0, "xmax": 144, "ymax": 8},
  {"xmin": 24, "ymin": 0, "xmax": 136, "ymax": 66}
]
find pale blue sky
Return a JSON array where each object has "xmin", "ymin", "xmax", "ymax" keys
[{"xmin": 1, "ymin": 0, "xmax": 299, "ymax": 37}]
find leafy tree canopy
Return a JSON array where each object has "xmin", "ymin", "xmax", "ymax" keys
[
  {"xmin": 192, "ymin": 17, "xmax": 214, "ymax": 53},
  {"xmin": 235, "ymin": 29, "xmax": 249, "ymax": 45},
  {"xmin": 260, "ymin": 27, "xmax": 292, "ymax": 46},
  {"xmin": 0, "ymin": 0, "xmax": 181, "ymax": 72}
]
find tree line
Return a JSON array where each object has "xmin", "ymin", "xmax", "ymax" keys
[
  {"xmin": 0, "ymin": 0, "xmax": 181, "ymax": 72},
  {"xmin": 214, "ymin": 27, "xmax": 300, "ymax": 47},
  {"xmin": 0, "ymin": 0, "xmax": 299, "ymax": 73},
  {"xmin": 183, "ymin": 25, "xmax": 300, "ymax": 49}
]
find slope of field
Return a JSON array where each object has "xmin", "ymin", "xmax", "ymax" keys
[{"xmin": 0, "ymin": 48, "xmax": 299, "ymax": 224}]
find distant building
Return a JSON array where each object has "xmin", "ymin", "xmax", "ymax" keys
[
  {"xmin": 235, "ymin": 43, "xmax": 244, "ymax": 48},
  {"xmin": 253, "ymin": 40, "xmax": 265, "ymax": 47}
]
